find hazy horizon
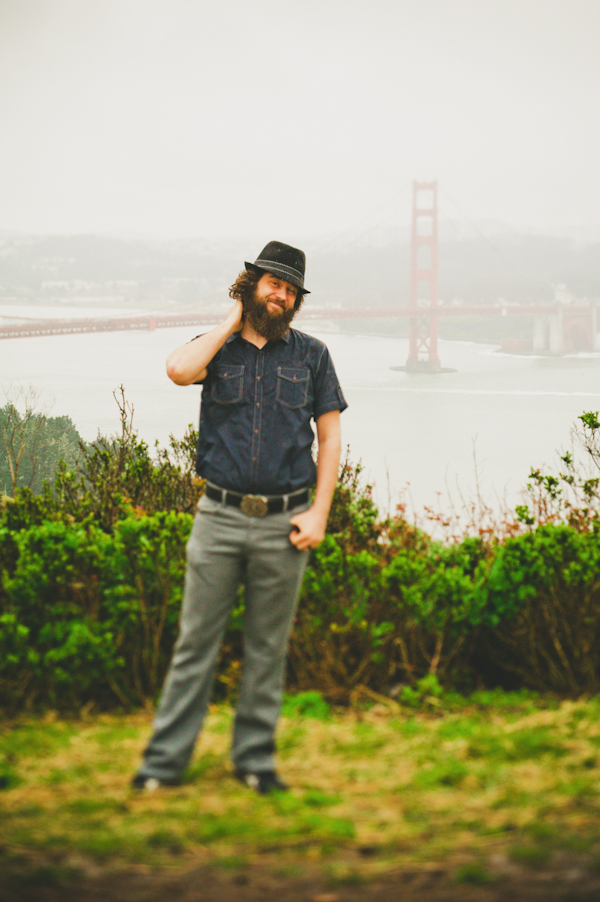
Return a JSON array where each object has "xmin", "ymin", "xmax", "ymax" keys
[{"xmin": 1, "ymin": 0, "xmax": 599, "ymax": 244}]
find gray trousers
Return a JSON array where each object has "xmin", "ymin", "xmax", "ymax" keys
[{"xmin": 139, "ymin": 494, "xmax": 309, "ymax": 780}]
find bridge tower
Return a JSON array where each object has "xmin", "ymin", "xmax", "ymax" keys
[{"xmin": 406, "ymin": 180, "xmax": 441, "ymax": 372}]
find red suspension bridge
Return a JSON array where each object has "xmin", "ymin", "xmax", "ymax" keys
[
  {"xmin": 0, "ymin": 302, "xmax": 561, "ymax": 338},
  {"xmin": 1, "ymin": 182, "xmax": 597, "ymax": 360}
]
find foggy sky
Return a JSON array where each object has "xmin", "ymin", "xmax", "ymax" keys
[{"xmin": 1, "ymin": 0, "xmax": 599, "ymax": 244}]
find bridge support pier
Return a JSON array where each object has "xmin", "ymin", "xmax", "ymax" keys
[
  {"xmin": 533, "ymin": 308, "xmax": 564, "ymax": 355},
  {"xmin": 405, "ymin": 350, "xmax": 442, "ymax": 373},
  {"xmin": 533, "ymin": 304, "xmax": 599, "ymax": 355}
]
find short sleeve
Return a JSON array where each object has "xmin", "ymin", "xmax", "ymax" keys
[
  {"xmin": 312, "ymin": 345, "xmax": 348, "ymax": 420},
  {"xmin": 189, "ymin": 335, "xmax": 222, "ymax": 385}
]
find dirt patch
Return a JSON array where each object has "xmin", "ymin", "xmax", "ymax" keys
[{"xmin": 2, "ymin": 855, "xmax": 600, "ymax": 902}]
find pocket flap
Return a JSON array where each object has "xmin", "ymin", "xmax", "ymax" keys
[
  {"xmin": 216, "ymin": 364, "xmax": 245, "ymax": 380},
  {"xmin": 277, "ymin": 366, "xmax": 309, "ymax": 383}
]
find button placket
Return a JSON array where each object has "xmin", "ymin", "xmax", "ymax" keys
[{"xmin": 250, "ymin": 351, "xmax": 264, "ymax": 481}]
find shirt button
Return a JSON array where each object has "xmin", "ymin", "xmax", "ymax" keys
[
  {"xmin": 257, "ymin": 376, "xmax": 261, "ymax": 380},
  {"xmin": 256, "ymin": 402, "xmax": 260, "ymax": 407},
  {"xmin": 254, "ymin": 429, "xmax": 258, "ymax": 434}
]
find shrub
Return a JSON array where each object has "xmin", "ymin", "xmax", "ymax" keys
[
  {"xmin": 4, "ymin": 404, "xmax": 600, "ymax": 711},
  {"xmin": 0, "ymin": 512, "xmax": 192, "ymax": 710},
  {"xmin": 479, "ymin": 524, "xmax": 600, "ymax": 693},
  {"xmin": 0, "ymin": 521, "xmax": 116, "ymax": 708}
]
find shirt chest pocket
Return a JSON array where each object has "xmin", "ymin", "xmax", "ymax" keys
[
  {"xmin": 211, "ymin": 364, "xmax": 245, "ymax": 404},
  {"xmin": 276, "ymin": 366, "xmax": 310, "ymax": 409}
]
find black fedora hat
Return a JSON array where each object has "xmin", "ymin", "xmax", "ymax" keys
[{"xmin": 245, "ymin": 240, "xmax": 310, "ymax": 294}]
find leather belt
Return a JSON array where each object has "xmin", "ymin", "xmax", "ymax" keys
[{"xmin": 205, "ymin": 482, "xmax": 310, "ymax": 517}]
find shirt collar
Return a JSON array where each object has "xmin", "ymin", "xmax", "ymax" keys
[{"xmin": 227, "ymin": 329, "xmax": 291, "ymax": 346}]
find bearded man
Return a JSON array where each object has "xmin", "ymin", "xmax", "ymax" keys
[{"xmin": 132, "ymin": 241, "xmax": 347, "ymax": 794}]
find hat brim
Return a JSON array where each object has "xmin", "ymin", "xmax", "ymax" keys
[{"xmin": 245, "ymin": 261, "xmax": 310, "ymax": 295}]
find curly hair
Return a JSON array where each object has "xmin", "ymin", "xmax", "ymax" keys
[{"xmin": 229, "ymin": 268, "xmax": 305, "ymax": 312}]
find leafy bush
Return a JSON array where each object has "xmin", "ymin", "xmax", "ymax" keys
[
  {"xmin": 104, "ymin": 512, "xmax": 192, "ymax": 702},
  {"xmin": 4, "ymin": 402, "xmax": 600, "ymax": 711},
  {"xmin": 479, "ymin": 524, "xmax": 600, "ymax": 693},
  {"xmin": 0, "ymin": 513, "xmax": 192, "ymax": 710},
  {"xmin": 53, "ymin": 388, "xmax": 204, "ymax": 529},
  {"xmin": 1, "ymin": 520, "xmax": 116, "ymax": 708}
]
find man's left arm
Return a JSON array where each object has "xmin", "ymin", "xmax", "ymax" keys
[{"xmin": 289, "ymin": 409, "xmax": 341, "ymax": 551}]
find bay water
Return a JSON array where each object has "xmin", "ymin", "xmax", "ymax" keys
[{"xmin": 2, "ymin": 304, "xmax": 600, "ymax": 517}]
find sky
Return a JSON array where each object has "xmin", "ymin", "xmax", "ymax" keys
[{"xmin": 1, "ymin": 0, "xmax": 599, "ymax": 244}]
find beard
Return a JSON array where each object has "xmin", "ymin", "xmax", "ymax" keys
[{"xmin": 243, "ymin": 287, "xmax": 297, "ymax": 342}]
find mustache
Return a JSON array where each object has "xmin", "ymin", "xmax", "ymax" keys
[{"xmin": 264, "ymin": 296, "xmax": 285, "ymax": 310}]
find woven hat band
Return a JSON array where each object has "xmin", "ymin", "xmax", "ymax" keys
[{"xmin": 254, "ymin": 259, "xmax": 303, "ymax": 282}]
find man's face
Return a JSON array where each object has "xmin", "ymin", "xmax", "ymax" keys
[
  {"xmin": 244, "ymin": 272, "xmax": 299, "ymax": 341},
  {"xmin": 255, "ymin": 272, "xmax": 298, "ymax": 312}
]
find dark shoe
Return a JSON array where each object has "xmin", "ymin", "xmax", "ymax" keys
[
  {"xmin": 131, "ymin": 774, "xmax": 181, "ymax": 791},
  {"xmin": 234, "ymin": 769, "xmax": 289, "ymax": 795}
]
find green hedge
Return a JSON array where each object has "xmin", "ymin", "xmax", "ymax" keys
[
  {"xmin": 480, "ymin": 524, "xmax": 600, "ymax": 693},
  {"xmin": 0, "ymin": 512, "xmax": 191, "ymax": 709},
  {"xmin": 3, "ymin": 510, "xmax": 600, "ymax": 711},
  {"xmin": 3, "ymin": 440, "xmax": 600, "ymax": 711}
]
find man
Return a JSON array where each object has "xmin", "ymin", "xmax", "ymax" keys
[{"xmin": 132, "ymin": 241, "xmax": 347, "ymax": 794}]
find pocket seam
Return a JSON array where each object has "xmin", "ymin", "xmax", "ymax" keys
[
  {"xmin": 276, "ymin": 367, "xmax": 310, "ymax": 409},
  {"xmin": 211, "ymin": 364, "xmax": 244, "ymax": 404}
]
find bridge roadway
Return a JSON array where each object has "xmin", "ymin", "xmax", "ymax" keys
[{"xmin": 0, "ymin": 304, "xmax": 558, "ymax": 340}]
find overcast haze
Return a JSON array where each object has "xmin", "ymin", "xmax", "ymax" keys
[{"xmin": 1, "ymin": 0, "xmax": 599, "ymax": 243}]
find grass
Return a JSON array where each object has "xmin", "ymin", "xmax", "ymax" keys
[{"xmin": 1, "ymin": 692, "xmax": 600, "ymax": 885}]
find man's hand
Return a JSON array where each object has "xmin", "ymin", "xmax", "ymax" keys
[
  {"xmin": 289, "ymin": 506, "xmax": 328, "ymax": 551},
  {"xmin": 227, "ymin": 300, "xmax": 244, "ymax": 333},
  {"xmin": 288, "ymin": 410, "xmax": 341, "ymax": 551}
]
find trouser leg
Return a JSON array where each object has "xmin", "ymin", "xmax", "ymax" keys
[
  {"xmin": 232, "ymin": 508, "xmax": 309, "ymax": 773},
  {"xmin": 138, "ymin": 499, "xmax": 243, "ymax": 780}
]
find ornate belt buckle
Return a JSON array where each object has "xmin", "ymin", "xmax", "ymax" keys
[{"xmin": 240, "ymin": 494, "xmax": 269, "ymax": 517}]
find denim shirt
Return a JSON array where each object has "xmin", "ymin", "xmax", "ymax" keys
[{"xmin": 194, "ymin": 328, "xmax": 347, "ymax": 495}]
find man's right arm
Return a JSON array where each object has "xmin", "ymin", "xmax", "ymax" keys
[{"xmin": 166, "ymin": 301, "xmax": 243, "ymax": 385}]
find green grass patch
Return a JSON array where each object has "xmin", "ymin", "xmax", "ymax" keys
[
  {"xmin": 277, "ymin": 722, "xmax": 307, "ymax": 758},
  {"xmin": 555, "ymin": 777, "xmax": 596, "ymax": 799},
  {"xmin": 414, "ymin": 756, "xmax": 469, "ymax": 788},
  {"xmin": 184, "ymin": 752, "xmax": 224, "ymax": 781},
  {"xmin": 468, "ymin": 728, "xmax": 566, "ymax": 762},
  {"xmin": 0, "ymin": 721, "xmax": 75, "ymax": 760},
  {"xmin": 453, "ymin": 862, "xmax": 496, "ymax": 885},
  {"xmin": 146, "ymin": 827, "xmax": 186, "ymax": 853},
  {"xmin": 0, "ymin": 756, "xmax": 20, "ymax": 790},
  {"xmin": 332, "ymin": 723, "xmax": 389, "ymax": 755},
  {"xmin": 509, "ymin": 845, "xmax": 552, "ymax": 867},
  {"xmin": 10, "ymin": 803, "xmax": 44, "ymax": 817},
  {"xmin": 91, "ymin": 724, "xmax": 141, "ymax": 746},
  {"xmin": 189, "ymin": 813, "xmax": 256, "ymax": 844},
  {"xmin": 282, "ymin": 691, "xmax": 332, "ymax": 720},
  {"xmin": 1, "ymin": 700, "xmax": 600, "ymax": 882},
  {"xmin": 44, "ymin": 763, "xmax": 93, "ymax": 785},
  {"xmin": 303, "ymin": 790, "xmax": 342, "ymax": 807},
  {"xmin": 391, "ymin": 718, "xmax": 428, "ymax": 737},
  {"xmin": 523, "ymin": 821, "xmax": 555, "ymax": 841},
  {"xmin": 76, "ymin": 831, "xmax": 133, "ymax": 862},
  {"xmin": 65, "ymin": 797, "xmax": 124, "ymax": 815}
]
